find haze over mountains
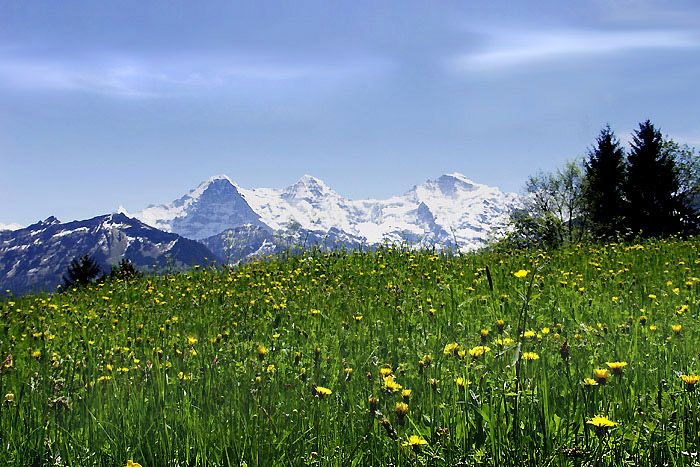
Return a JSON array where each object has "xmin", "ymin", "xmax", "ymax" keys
[{"xmin": 1, "ymin": 173, "xmax": 520, "ymax": 294}]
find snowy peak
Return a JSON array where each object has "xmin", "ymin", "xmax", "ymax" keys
[
  {"xmin": 134, "ymin": 175, "xmax": 266, "ymax": 240},
  {"xmin": 135, "ymin": 172, "xmax": 521, "ymax": 251},
  {"xmin": 283, "ymin": 174, "xmax": 338, "ymax": 202}
]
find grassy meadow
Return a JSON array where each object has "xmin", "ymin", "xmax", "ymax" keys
[{"xmin": 1, "ymin": 237, "xmax": 700, "ymax": 466}]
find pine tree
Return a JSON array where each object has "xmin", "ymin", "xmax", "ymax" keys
[
  {"xmin": 63, "ymin": 254, "xmax": 102, "ymax": 289},
  {"xmin": 623, "ymin": 120, "xmax": 683, "ymax": 237},
  {"xmin": 584, "ymin": 125, "xmax": 626, "ymax": 237}
]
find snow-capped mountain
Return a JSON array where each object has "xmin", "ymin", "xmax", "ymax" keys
[
  {"xmin": 0, "ymin": 213, "xmax": 219, "ymax": 294},
  {"xmin": 0, "ymin": 222, "xmax": 23, "ymax": 231},
  {"xmin": 133, "ymin": 173, "xmax": 520, "ymax": 252},
  {"xmin": 135, "ymin": 175, "xmax": 268, "ymax": 240}
]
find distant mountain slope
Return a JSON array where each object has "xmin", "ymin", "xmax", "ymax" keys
[
  {"xmin": 134, "ymin": 172, "xmax": 520, "ymax": 252},
  {"xmin": 200, "ymin": 224, "xmax": 366, "ymax": 263},
  {"xmin": 0, "ymin": 213, "xmax": 218, "ymax": 294}
]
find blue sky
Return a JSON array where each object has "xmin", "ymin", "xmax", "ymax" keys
[{"xmin": 2, "ymin": 0, "xmax": 700, "ymax": 226}]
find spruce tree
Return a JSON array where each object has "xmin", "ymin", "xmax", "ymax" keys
[
  {"xmin": 584, "ymin": 125, "xmax": 626, "ymax": 237},
  {"xmin": 623, "ymin": 120, "xmax": 682, "ymax": 236},
  {"xmin": 63, "ymin": 254, "xmax": 102, "ymax": 289}
]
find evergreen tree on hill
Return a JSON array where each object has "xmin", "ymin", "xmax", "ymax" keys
[
  {"xmin": 584, "ymin": 125, "xmax": 626, "ymax": 238},
  {"xmin": 63, "ymin": 254, "xmax": 102, "ymax": 289},
  {"xmin": 623, "ymin": 120, "xmax": 683, "ymax": 237}
]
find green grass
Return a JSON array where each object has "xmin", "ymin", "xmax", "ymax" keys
[{"xmin": 1, "ymin": 237, "xmax": 700, "ymax": 466}]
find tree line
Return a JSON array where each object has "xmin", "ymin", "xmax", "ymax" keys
[{"xmin": 504, "ymin": 120, "xmax": 700, "ymax": 248}]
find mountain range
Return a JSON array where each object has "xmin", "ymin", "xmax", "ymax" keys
[
  {"xmin": 132, "ymin": 172, "xmax": 519, "ymax": 250},
  {"xmin": 1, "ymin": 173, "xmax": 520, "ymax": 294}
]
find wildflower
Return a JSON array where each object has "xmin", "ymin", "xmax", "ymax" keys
[
  {"xmin": 187, "ymin": 336, "xmax": 197, "ymax": 346},
  {"xmin": 429, "ymin": 378, "xmax": 439, "ymax": 390},
  {"xmin": 514, "ymin": 269, "xmax": 529, "ymax": 279},
  {"xmin": 315, "ymin": 386, "xmax": 332, "ymax": 398},
  {"xmin": 495, "ymin": 337, "xmax": 514, "ymax": 346},
  {"xmin": 443, "ymin": 342, "xmax": 460, "ymax": 356},
  {"xmin": 369, "ymin": 397, "xmax": 379, "ymax": 413},
  {"xmin": 257, "ymin": 345, "xmax": 267, "ymax": 361},
  {"xmin": 586, "ymin": 415, "xmax": 617, "ymax": 433},
  {"xmin": 402, "ymin": 389, "xmax": 411, "ymax": 404},
  {"xmin": 380, "ymin": 366, "xmax": 393, "ymax": 378},
  {"xmin": 648, "ymin": 294, "xmax": 657, "ymax": 300},
  {"xmin": 379, "ymin": 417, "xmax": 398, "ymax": 440},
  {"xmin": 468, "ymin": 346, "xmax": 491, "ymax": 359},
  {"xmin": 383, "ymin": 375, "xmax": 402, "ymax": 393},
  {"xmin": 639, "ymin": 315, "xmax": 647, "ymax": 326},
  {"xmin": 402, "ymin": 435, "xmax": 428, "ymax": 450},
  {"xmin": 4, "ymin": 393, "xmax": 14, "ymax": 403},
  {"xmin": 671, "ymin": 325, "xmax": 682, "ymax": 335},
  {"xmin": 480, "ymin": 329, "xmax": 489, "ymax": 342},
  {"xmin": 126, "ymin": 461, "xmax": 143, "ymax": 467},
  {"xmin": 496, "ymin": 319, "xmax": 505, "ymax": 333},
  {"xmin": 266, "ymin": 364, "xmax": 275, "ymax": 373},
  {"xmin": 649, "ymin": 325, "xmax": 657, "ymax": 331},
  {"xmin": 681, "ymin": 374, "xmax": 700, "ymax": 391},
  {"xmin": 523, "ymin": 330, "xmax": 536, "ymax": 339},
  {"xmin": 353, "ymin": 315, "xmax": 363, "ymax": 321},
  {"xmin": 395, "ymin": 402, "xmax": 409, "ymax": 425},
  {"xmin": 593, "ymin": 368, "xmax": 610, "ymax": 384},
  {"xmin": 522, "ymin": 352, "xmax": 540, "ymax": 361},
  {"xmin": 606, "ymin": 361, "xmax": 627, "ymax": 376},
  {"xmin": 456, "ymin": 377, "xmax": 470, "ymax": 389},
  {"xmin": 32, "ymin": 350, "xmax": 41, "ymax": 358},
  {"xmin": 344, "ymin": 368, "xmax": 353, "ymax": 381},
  {"xmin": 541, "ymin": 327, "xmax": 550, "ymax": 335},
  {"xmin": 583, "ymin": 378, "xmax": 599, "ymax": 387}
]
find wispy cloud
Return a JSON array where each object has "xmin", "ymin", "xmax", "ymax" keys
[
  {"xmin": 450, "ymin": 29, "xmax": 700, "ymax": 72},
  {"xmin": 0, "ymin": 53, "xmax": 390, "ymax": 98}
]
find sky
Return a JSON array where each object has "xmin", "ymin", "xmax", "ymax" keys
[{"xmin": 2, "ymin": 0, "xmax": 700, "ymax": 227}]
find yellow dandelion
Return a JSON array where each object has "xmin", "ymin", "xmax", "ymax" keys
[
  {"xmin": 380, "ymin": 366, "xmax": 393, "ymax": 378},
  {"xmin": 468, "ymin": 346, "xmax": 491, "ymax": 358},
  {"xmin": 681, "ymin": 374, "xmax": 700, "ymax": 391},
  {"xmin": 583, "ymin": 378, "xmax": 599, "ymax": 387},
  {"xmin": 606, "ymin": 361, "xmax": 628, "ymax": 376},
  {"xmin": 514, "ymin": 269, "xmax": 530, "ymax": 279},
  {"xmin": 523, "ymin": 330, "xmax": 536, "ymax": 339},
  {"xmin": 187, "ymin": 336, "xmax": 197, "ymax": 346},
  {"xmin": 383, "ymin": 375, "xmax": 402, "ymax": 393},
  {"xmin": 587, "ymin": 415, "xmax": 617, "ymax": 429},
  {"xmin": 522, "ymin": 352, "xmax": 540, "ymax": 361},
  {"xmin": 126, "ymin": 461, "xmax": 143, "ymax": 467},
  {"xmin": 315, "ymin": 386, "xmax": 332, "ymax": 398},
  {"xmin": 443, "ymin": 342, "xmax": 460, "ymax": 356},
  {"xmin": 395, "ymin": 402, "xmax": 409, "ymax": 424},
  {"xmin": 32, "ymin": 350, "xmax": 41, "ymax": 358},
  {"xmin": 266, "ymin": 364, "xmax": 275, "ymax": 373},
  {"xmin": 593, "ymin": 368, "xmax": 610, "ymax": 384},
  {"xmin": 257, "ymin": 345, "xmax": 267, "ymax": 360},
  {"xmin": 671, "ymin": 325, "xmax": 682, "ymax": 335},
  {"xmin": 402, "ymin": 389, "xmax": 411, "ymax": 403},
  {"xmin": 402, "ymin": 435, "xmax": 428, "ymax": 447},
  {"xmin": 4, "ymin": 393, "xmax": 14, "ymax": 403},
  {"xmin": 495, "ymin": 337, "xmax": 514, "ymax": 346}
]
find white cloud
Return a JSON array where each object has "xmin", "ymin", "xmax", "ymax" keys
[
  {"xmin": 450, "ymin": 29, "xmax": 700, "ymax": 72},
  {"xmin": 0, "ymin": 53, "xmax": 390, "ymax": 98}
]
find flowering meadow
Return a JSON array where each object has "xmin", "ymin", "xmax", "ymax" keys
[{"xmin": 1, "ymin": 237, "xmax": 700, "ymax": 466}]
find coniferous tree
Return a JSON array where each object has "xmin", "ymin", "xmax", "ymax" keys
[
  {"xmin": 63, "ymin": 254, "xmax": 102, "ymax": 289},
  {"xmin": 623, "ymin": 120, "xmax": 683, "ymax": 236},
  {"xmin": 584, "ymin": 125, "xmax": 626, "ymax": 238}
]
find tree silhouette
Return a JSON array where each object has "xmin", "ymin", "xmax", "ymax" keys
[
  {"xmin": 584, "ymin": 125, "xmax": 626, "ymax": 238},
  {"xmin": 63, "ymin": 254, "xmax": 102, "ymax": 289},
  {"xmin": 623, "ymin": 120, "xmax": 683, "ymax": 236}
]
